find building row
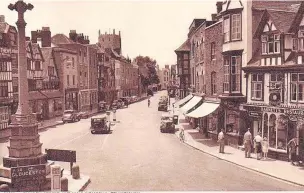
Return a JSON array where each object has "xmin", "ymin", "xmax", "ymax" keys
[
  {"xmin": 175, "ymin": 0, "xmax": 304, "ymax": 160},
  {"xmin": 0, "ymin": 16, "xmax": 142, "ymax": 132}
]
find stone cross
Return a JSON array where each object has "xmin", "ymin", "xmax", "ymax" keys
[{"xmin": 8, "ymin": 0, "xmax": 34, "ymax": 116}]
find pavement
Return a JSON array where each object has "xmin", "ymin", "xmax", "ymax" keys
[{"xmin": 171, "ymin": 103, "xmax": 304, "ymax": 187}]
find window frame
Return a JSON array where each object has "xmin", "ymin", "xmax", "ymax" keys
[
  {"xmin": 251, "ymin": 73, "xmax": 264, "ymax": 101},
  {"xmin": 211, "ymin": 42, "xmax": 215, "ymax": 60},
  {"xmin": 231, "ymin": 56, "xmax": 241, "ymax": 92},
  {"xmin": 290, "ymin": 73, "xmax": 304, "ymax": 103},
  {"xmin": 231, "ymin": 14, "xmax": 241, "ymax": 41},
  {"xmin": 223, "ymin": 16, "xmax": 230, "ymax": 43},
  {"xmin": 211, "ymin": 72, "xmax": 217, "ymax": 95}
]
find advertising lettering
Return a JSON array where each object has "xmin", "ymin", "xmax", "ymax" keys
[{"xmin": 11, "ymin": 165, "xmax": 46, "ymax": 188}]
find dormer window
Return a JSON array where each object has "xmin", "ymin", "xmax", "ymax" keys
[{"xmin": 261, "ymin": 34, "xmax": 280, "ymax": 54}]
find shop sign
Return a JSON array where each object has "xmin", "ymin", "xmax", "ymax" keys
[
  {"xmin": 0, "ymin": 47, "xmax": 18, "ymax": 56},
  {"xmin": 261, "ymin": 107, "xmax": 284, "ymax": 113},
  {"xmin": 284, "ymin": 109, "xmax": 304, "ymax": 116},
  {"xmin": 249, "ymin": 111, "xmax": 262, "ymax": 117}
]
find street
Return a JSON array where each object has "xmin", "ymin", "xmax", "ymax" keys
[{"xmin": 0, "ymin": 91, "xmax": 303, "ymax": 191}]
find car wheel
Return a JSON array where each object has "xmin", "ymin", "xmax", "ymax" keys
[
  {"xmin": 63, "ymin": 121, "xmax": 66, "ymax": 124},
  {"xmin": 91, "ymin": 130, "xmax": 95, "ymax": 134}
]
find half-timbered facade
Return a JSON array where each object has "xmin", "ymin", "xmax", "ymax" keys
[
  {"xmin": 175, "ymin": 39, "xmax": 191, "ymax": 98},
  {"xmin": 0, "ymin": 16, "xmax": 17, "ymax": 130},
  {"xmin": 242, "ymin": 1, "xmax": 304, "ymax": 160}
]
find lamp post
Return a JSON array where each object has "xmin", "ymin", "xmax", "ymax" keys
[{"xmin": 0, "ymin": 1, "xmax": 48, "ymax": 191}]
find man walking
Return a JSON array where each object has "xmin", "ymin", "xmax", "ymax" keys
[
  {"xmin": 288, "ymin": 137, "xmax": 298, "ymax": 165},
  {"xmin": 218, "ymin": 129, "xmax": 225, "ymax": 153},
  {"xmin": 244, "ymin": 128, "xmax": 252, "ymax": 158}
]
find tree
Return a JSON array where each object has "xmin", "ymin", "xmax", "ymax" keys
[{"xmin": 134, "ymin": 55, "xmax": 160, "ymax": 86}]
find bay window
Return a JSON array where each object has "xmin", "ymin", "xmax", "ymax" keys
[
  {"xmin": 222, "ymin": 55, "xmax": 241, "ymax": 93},
  {"xmin": 223, "ymin": 58, "xmax": 230, "ymax": 93},
  {"xmin": 223, "ymin": 16, "xmax": 230, "ymax": 42},
  {"xmin": 231, "ymin": 14, "xmax": 241, "ymax": 40},
  {"xmin": 0, "ymin": 82, "xmax": 8, "ymax": 97},
  {"xmin": 251, "ymin": 73, "xmax": 263, "ymax": 100},
  {"xmin": 231, "ymin": 56, "xmax": 241, "ymax": 92},
  {"xmin": 291, "ymin": 73, "xmax": 304, "ymax": 102}
]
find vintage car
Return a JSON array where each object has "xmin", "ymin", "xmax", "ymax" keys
[
  {"xmin": 90, "ymin": 115, "xmax": 111, "ymax": 134},
  {"xmin": 120, "ymin": 97, "xmax": 130, "ymax": 107},
  {"xmin": 62, "ymin": 110, "xmax": 79, "ymax": 123},
  {"xmin": 77, "ymin": 111, "xmax": 89, "ymax": 119},
  {"xmin": 111, "ymin": 100, "xmax": 118, "ymax": 110},
  {"xmin": 158, "ymin": 101, "xmax": 168, "ymax": 111},
  {"xmin": 160, "ymin": 113, "xmax": 175, "ymax": 133},
  {"xmin": 98, "ymin": 101, "xmax": 107, "ymax": 112}
]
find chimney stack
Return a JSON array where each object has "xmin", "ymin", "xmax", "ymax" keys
[
  {"xmin": 211, "ymin": 14, "xmax": 217, "ymax": 21},
  {"xmin": 216, "ymin": 1, "xmax": 223, "ymax": 14},
  {"xmin": 0, "ymin": 15, "xmax": 5, "ymax": 23},
  {"xmin": 113, "ymin": 29, "xmax": 115, "ymax": 35},
  {"xmin": 41, "ymin": 26, "xmax": 51, "ymax": 47},
  {"xmin": 69, "ymin": 30, "xmax": 77, "ymax": 42}
]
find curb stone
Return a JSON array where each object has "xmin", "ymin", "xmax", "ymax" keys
[
  {"xmin": 175, "ymin": 130, "xmax": 304, "ymax": 187},
  {"xmin": 79, "ymin": 178, "xmax": 91, "ymax": 191}
]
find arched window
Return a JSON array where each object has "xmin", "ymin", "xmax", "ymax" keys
[
  {"xmin": 269, "ymin": 114, "xmax": 277, "ymax": 148},
  {"xmin": 211, "ymin": 72, "xmax": 216, "ymax": 95}
]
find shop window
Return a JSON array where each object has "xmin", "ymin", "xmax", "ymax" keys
[
  {"xmin": 269, "ymin": 114, "xmax": 277, "ymax": 148},
  {"xmin": 291, "ymin": 73, "xmax": 304, "ymax": 102},
  {"xmin": 231, "ymin": 56, "xmax": 241, "ymax": 92},
  {"xmin": 270, "ymin": 73, "xmax": 284, "ymax": 102},
  {"xmin": 277, "ymin": 114, "xmax": 288, "ymax": 150}
]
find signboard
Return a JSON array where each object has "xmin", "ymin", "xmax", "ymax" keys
[
  {"xmin": 45, "ymin": 149, "xmax": 76, "ymax": 163},
  {"xmin": 0, "ymin": 48, "xmax": 18, "ymax": 56},
  {"xmin": 249, "ymin": 111, "xmax": 262, "ymax": 117},
  {"xmin": 243, "ymin": 105, "xmax": 304, "ymax": 116},
  {"xmin": 11, "ymin": 164, "xmax": 46, "ymax": 189}
]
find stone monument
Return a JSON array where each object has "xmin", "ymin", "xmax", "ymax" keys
[{"xmin": 0, "ymin": 1, "xmax": 47, "ymax": 191}]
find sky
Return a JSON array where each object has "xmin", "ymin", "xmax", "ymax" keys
[{"xmin": 0, "ymin": 0, "xmax": 216, "ymax": 67}]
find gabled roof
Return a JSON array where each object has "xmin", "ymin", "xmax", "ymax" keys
[
  {"xmin": 221, "ymin": 0, "xmax": 243, "ymax": 13},
  {"xmin": 51, "ymin": 34, "xmax": 75, "ymax": 45},
  {"xmin": 25, "ymin": 41, "xmax": 44, "ymax": 62},
  {"xmin": 252, "ymin": 1, "xmax": 302, "ymax": 12},
  {"xmin": 253, "ymin": 9, "xmax": 296, "ymax": 38},
  {"xmin": 40, "ymin": 47, "xmax": 53, "ymax": 79},
  {"xmin": 175, "ymin": 39, "xmax": 190, "ymax": 52}
]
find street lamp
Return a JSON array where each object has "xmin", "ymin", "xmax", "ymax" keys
[{"xmin": 0, "ymin": 1, "xmax": 47, "ymax": 191}]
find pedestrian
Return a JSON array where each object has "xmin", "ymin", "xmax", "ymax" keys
[
  {"xmin": 262, "ymin": 137, "xmax": 269, "ymax": 160},
  {"xmin": 254, "ymin": 132, "xmax": 263, "ymax": 160},
  {"xmin": 243, "ymin": 128, "xmax": 252, "ymax": 158},
  {"xmin": 148, "ymin": 98, "xmax": 151, "ymax": 107},
  {"xmin": 218, "ymin": 129, "xmax": 225, "ymax": 153},
  {"xmin": 287, "ymin": 137, "xmax": 298, "ymax": 165}
]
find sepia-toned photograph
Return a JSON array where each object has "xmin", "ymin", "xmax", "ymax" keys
[{"xmin": 0, "ymin": 0, "xmax": 303, "ymax": 191}]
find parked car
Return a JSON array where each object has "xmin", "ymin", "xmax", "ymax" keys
[
  {"xmin": 98, "ymin": 101, "xmax": 107, "ymax": 112},
  {"xmin": 160, "ymin": 113, "xmax": 175, "ymax": 133},
  {"xmin": 111, "ymin": 100, "xmax": 118, "ymax": 109},
  {"xmin": 130, "ymin": 96, "xmax": 138, "ymax": 103},
  {"xmin": 90, "ymin": 114, "xmax": 111, "ymax": 134},
  {"xmin": 158, "ymin": 102, "xmax": 168, "ymax": 111},
  {"xmin": 120, "ymin": 97, "xmax": 130, "ymax": 107},
  {"xmin": 77, "ymin": 111, "xmax": 89, "ymax": 119},
  {"xmin": 62, "ymin": 110, "xmax": 79, "ymax": 123}
]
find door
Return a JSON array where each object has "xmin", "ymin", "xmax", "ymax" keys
[{"xmin": 253, "ymin": 120, "xmax": 259, "ymax": 137}]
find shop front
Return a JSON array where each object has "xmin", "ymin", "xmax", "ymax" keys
[
  {"xmin": 65, "ymin": 88, "xmax": 79, "ymax": 111},
  {"xmin": 243, "ymin": 104, "xmax": 304, "ymax": 161}
]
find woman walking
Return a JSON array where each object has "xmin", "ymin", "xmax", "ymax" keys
[
  {"xmin": 254, "ymin": 132, "xmax": 263, "ymax": 160},
  {"xmin": 262, "ymin": 137, "xmax": 269, "ymax": 160}
]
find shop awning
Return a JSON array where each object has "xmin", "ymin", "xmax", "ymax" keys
[
  {"xmin": 174, "ymin": 94, "xmax": 193, "ymax": 107},
  {"xmin": 180, "ymin": 96, "xmax": 202, "ymax": 114},
  {"xmin": 186, "ymin": 101, "xmax": 220, "ymax": 118}
]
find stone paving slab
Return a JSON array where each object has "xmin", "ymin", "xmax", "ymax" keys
[{"xmin": 175, "ymin": 114, "xmax": 304, "ymax": 187}]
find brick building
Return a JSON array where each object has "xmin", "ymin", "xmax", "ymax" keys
[{"xmin": 52, "ymin": 31, "xmax": 98, "ymax": 112}]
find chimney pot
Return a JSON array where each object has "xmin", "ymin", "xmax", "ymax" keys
[
  {"xmin": 70, "ymin": 30, "xmax": 76, "ymax": 33},
  {"xmin": 113, "ymin": 29, "xmax": 115, "ymax": 35},
  {"xmin": 0, "ymin": 15, "xmax": 5, "ymax": 22},
  {"xmin": 216, "ymin": 1, "xmax": 223, "ymax": 14}
]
